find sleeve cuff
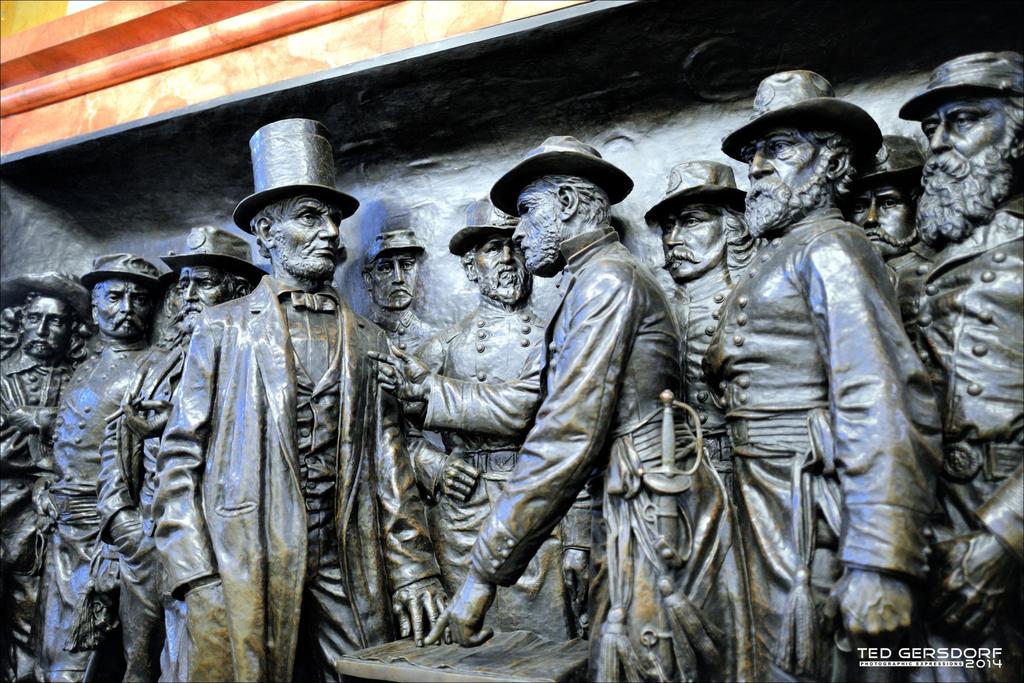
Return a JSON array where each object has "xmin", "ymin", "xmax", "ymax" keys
[
  {"xmin": 840, "ymin": 503, "xmax": 929, "ymax": 577},
  {"xmin": 977, "ymin": 469, "xmax": 1024, "ymax": 564}
]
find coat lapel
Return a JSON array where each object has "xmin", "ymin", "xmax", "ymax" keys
[{"xmin": 249, "ymin": 282, "xmax": 300, "ymax": 483}]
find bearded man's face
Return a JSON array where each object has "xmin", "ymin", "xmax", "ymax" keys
[
  {"xmin": 514, "ymin": 186, "xmax": 565, "ymax": 278},
  {"xmin": 848, "ymin": 183, "xmax": 919, "ymax": 259},
  {"xmin": 917, "ymin": 97, "xmax": 1019, "ymax": 247},
  {"xmin": 742, "ymin": 128, "xmax": 835, "ymax": 238},
  {"xmin": 21, "ymin": 296, "xmax": 72, "ymax": 362},
  {"xmin": 466, "ymin": 236, "xmax": 531, "ymax": 307},
  {"xmin": 174, "ymin": 266, "xmax": 237, "ymax": 333},
  {"xmin": 262, "ymin": 196, "xmax": 342, "ymax": 285},
  {"xmin": 660, "ymin": 204, "xmax": 728, "ymax": 284}
]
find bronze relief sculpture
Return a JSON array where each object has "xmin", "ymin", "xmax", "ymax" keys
[
  {"xmin": 646, "ymin": 160, "xmax": 755, "ymax": 489},
  {"xmin": 903, "ymin": 50, "xmax": 1023, "ymax": 678},
  {"xmin": 363, "ymin": 228, "xmax": 434, "ymax": 354},
  {"xmin": 0, "ymin": 274, "xmax": 92, "ymax": 683},
  {"xmin": 151, "ymin": 119, "xmax": 445, "ymax": 683},
  {"xmin": 37, "ymin": 254, "xmax": 161, "ymax": 682},
  {"xmin": 710, "ymin": 70, "xmax": 943, "ymax": 680}
]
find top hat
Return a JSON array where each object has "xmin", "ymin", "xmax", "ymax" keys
[
  {"xmin": 644, "ymin": 160, "xmax": 746, "ymax": 226},
  {"xmin": 161, "ymin": 226, "xmax": 266, "ymax": 283},
  {"xmin": 490, "ymin": 136, "xmax": 634, "ymax": 216},
  {"xmin": 850, "ymin": 135, "xmax": 925, "ymax": 192},
  {"xmin": 81, "ymin": 253, "xmax": 163, "ymax": 290},
  {"xmin": 721, "ymin": 70, "xmax": 882, "ymax": 162},
  {"xmin": 233, "ymin": 119, "xmax": 360, "ymax": 231},
  {"xmin": 364, "ymin": 228, "xmax": 425, "ymax": 264},
  {"xmin": 448, "ymin": 198, "xmax": 519, "ymax": 256},
  {"xmin": 1, "ymin": 272, "xmax": 91, "ymax": 322},
  {"xmin": 900, "ymin": 51, "xmax": 1023, "ymax": 121}
]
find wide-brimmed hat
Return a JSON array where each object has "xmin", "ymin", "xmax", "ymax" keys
[
  {"xmin": 233, "ymin": 118, "xmax": 360, "ymax": 231},
  {"xmin": 364, "ymin": 228, "xmax": 425, "ymax": 265},
  {"xmin": 644, "ymin": 160, "xmax": 746, "ymax": 226},
  {"xmin": 850, "ymin": 135, "xmax": 925, "ymax": 192},
  {"xmin": 900, "ymin": 51, "xmax": 1023, "ymax": 121},
  {"xmin": 448, "ymin": 198, "xmax": 519, "ymax": 256},
  {"xmin": 721, "ymin": 70, "xmax": 882, "ymax": 162},
  {"xmin": 161, "ymin": 226, "xmax": 266, "ymax": 283},
  {"xmin": 1, "ymin": 272, "xmax": 91, "ymax": 321},
  {"xmin": 490, "ymin": 136, "xmax": 633, "ymax": 216},
  {"xmin": 81, "ymin": 253, "xmax": 163, "ymax": 290}
]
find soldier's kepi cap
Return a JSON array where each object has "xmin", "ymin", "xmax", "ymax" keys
[
  {"xmin": 899, "ymin": 51, "xmax": 1023, "ymax": 121},
  {"xmin": 364, "ymin": 228, "xmax": 425, "ymax": 264},
  {"xmin": 721, "ymin": 70, "xmax": 882, "ymax": 163},
  {"xmin": 1, "ymin": 272, "xmax": 91, "ymax": 322},
  {"xmin": 850, "ymin": 135, "xmax": 925, "ymax": 192},
  {"xmin": 644, "ymin": 160, "xmax": 746, "ymax": 226},
  {"xmin": 80, "ymin": 253, "xmax": 163, "ymax": 290},
  {"xmin": 448, "ymin": 198, "xmax": 519, "ymax": 256},
  {"xmin": 489, "ymin": 136, "xmax": 634, "ymax": 216},
  {"xmin": 161, "ymin": 226, "xmax": 267, "ymax": 284},
  {"xmin": 233, "ymin": 118, "xmax": 360, "ymax": 231}
]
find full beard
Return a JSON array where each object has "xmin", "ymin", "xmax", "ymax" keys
[
  {"xmin": 523, "ymin": 225, "xmax": 564, "ymax": 278},
  {"xmin": 479, "ymin": 266, "xmax": 531, "ymax": 306},
  {"xmin": 745, "ymin": 156, "xmax": 831, "ymax": 238},
  {"xmin": 23, "ymin": 338, "xmax": 60, "ymax": 360},
  {"xmin": 279, "ymin": 250, "xmax": 336, "ymax": 284},
  {"xmin": 917, "ymin": 146, "xmax": 1014, "ymax": 248}
]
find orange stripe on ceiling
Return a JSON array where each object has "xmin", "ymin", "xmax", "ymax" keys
[
  {"xmin": 1, "ymin": 1, "xmax": 395, "ymax": 116},
  {"xmin": 2, "ymin": 1, "xmax": 279, "ymax": 88}
]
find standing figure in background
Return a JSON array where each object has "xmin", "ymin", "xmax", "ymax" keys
[
  {"xmin": 153, "ymin": 119, "xmax": 444, "ymax": 683},
  {"xmin": 645, "ymin": 161, "xmax": 755, "ymax": 491},
  {"xmin": 710, "ymin": 70, "xmax": 942, "ymax": 680},
  {"xmin": 408, "ymin": 198, "xmax": 580, "ymax": 641},
  {"xmin": 0, "ymin": 273, "xmax": 91, "ymax": 683},
  {"xmin": 363, "ymin": 228, "xmax": 433, "ymax": 353},
  {"xmin": 97, "ymin": 227, "xmax": 263, "ymax": 682},
  {"xmin": 902, "ymin": 51, "xmax": 1023, "ymax": 681},
  {"xmin": 36, "ymin": 254, "xmax": 160, "ymax": 683},
  {"xmin": 845, "ymin": 134, "xmax": 934, "ymax": 338}
]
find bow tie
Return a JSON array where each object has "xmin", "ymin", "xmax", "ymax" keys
[{"xmin": 286, "ymin": 291, "xmax": 337, "ymax": 312}]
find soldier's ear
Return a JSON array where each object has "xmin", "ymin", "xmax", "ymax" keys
[
  {"xmin": 825, "ymin": 147, "xmax": 852, "ymax": 184},
  {"xmin": 252, "ymin": 218, "xmax": 274, "ymax": 259},
  {"xmin": 461, "ymin": 254, "xmax": 479, "ymax": 282},
  {"xmin": 557, "ymin": 185, "xmax": 580, "ymax": 221}
]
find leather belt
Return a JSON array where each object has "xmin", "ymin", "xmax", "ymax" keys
[
  {"xmin": 703, "ymin": 432, "xmax": 734, "ymax": 473},
  {"xmin": 461, "ymin": 449, "xmax": 518, "ymax": 474},
  {"xmin": 944, "ymin": 439, "xmax": 1023, "ymax": 482},
  {"xmin": 729, "ymin": 412, "xmax": 811, "ymax": 457}
]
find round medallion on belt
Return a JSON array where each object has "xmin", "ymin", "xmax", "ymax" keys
[{"xmin": 943, "ymin": 443, "xmax": 982, "ymax": 480}]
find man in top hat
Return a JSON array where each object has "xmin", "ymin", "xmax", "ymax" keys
[
  {"xmin": 901, "ymin": 51, "xmax": 1023, "ymax": 679},
  {"xmin": 362, "ymin": 225, "xmax": 434, "ymax": 354},
  {"xmin": 35, "ymin": 254, "xmax": 161, "ymax": 682},
  {"xmin": 0, "ymin": 273, "xmax": 91, "ymax": 683},
  {"xmin": 152, "ymin": 119, "xmax": 443, "ymax": 683},
  {"xmin": 645, "ymin": 160, "xmax": 756, "ymax": 490},
  {"xmin": 706, "ymin": 71, "xmax": 941, "ymax": 680},
  {"xmin": 844, "ymin": 135, "xmax": 934, "ymax": 337},
  {"xmin": 378, "ymin": 136, "xmax": 747, "ymax": 681},
  {"xmin": 97, "ymin": 227, "xmax": 264, "ymax": 682},
  {"xmin": 393, "ymin": 198, "xmax": 581, "ymax": 641}
]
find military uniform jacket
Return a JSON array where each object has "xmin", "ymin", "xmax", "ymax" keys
[
  {"xmin": 888, "ymin": 241, "xmax": 935, "ymax": 336},
  {"xmin": 704, "ymin": 208, "xmax": 942, "ymax": 578},
  {"xmin": 419, "ymin": 228, "xmax": 681, "ymax": 585},
  {"xmin": 0, "ymin": 354, "xmax": 73, "ymax": 567},
  {"xmin": 918, "ymin": 200, "xmax": 1023, "ymax": 562},
  {"xmin": 152, "ymin": 279, "xmax": 439, "ymax": 682}
]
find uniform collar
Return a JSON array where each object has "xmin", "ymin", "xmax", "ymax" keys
[
  {"xmin": 678, "ymin": 261, "xmax": 731, "ymax": 302},
  {"xmin": 476, "ymin": 295, "xmax": 531, "ymax": 319},
  {"xmin": 561, "ymin": 227, "xmax": 619, "ymax": 275},
  {"xmin": 2, "ymin": 351, "xmax": 47, "ymax": 375}
]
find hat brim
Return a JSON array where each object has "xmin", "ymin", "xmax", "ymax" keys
[
  {"xmin": 80, "ymin": 270, "xmax": 163, "ymax": 290},
  {"xmin": 448, "ymin": 226, "xmax": 517, "ymax": 256},
  {"xmin": 490, "ymin": 151, "xmax": 634, "ymax": 216},
  {"xmin": 644, "ymin": 185, "xmax": 747, "ymax": 225},
  {"xmin": 721, "ymin": 98, "xmax": 882, "ymax": 162},
  {"xmin": 850, "ymin": 165, "xmax": 923, "ymax": 193},
  {"xmin": 1, "ymin": 274, "xmax": 92, "ymax": 322},
  {"xmin": 161, "ymin": 253, "xmax": 267, "ymax": 284},
  {"xmin": 899, "ymin": 83, "xmax": 1017, "ymax": 121},
  {"xmin": 232, "ymin": 184, "xmax": 360, "ymax": 232}
]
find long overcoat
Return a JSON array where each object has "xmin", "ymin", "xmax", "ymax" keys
[{"xmin": 152, "ymin": 279, "xmax": 438, "ymax": 682}]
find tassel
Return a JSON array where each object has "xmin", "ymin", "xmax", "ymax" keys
[
  {"xmin": 772, "ymin": 565, "xmax": 816, "ymax": 677},
  {"xmin": 595, "ymin": 608, "xmax": 644, "ymax": 682},
  {"xmin": 29, "ymin": 528, "xmax": 47, "ymax": 576},
  {"xmin": 660, "ymin": 578, "xmax": 722, "ymax": 681}
]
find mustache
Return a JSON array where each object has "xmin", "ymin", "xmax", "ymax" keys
[
  {"xmin": 666, "ymin": 245, "xmax": 700, "ymax": 265},
  {"xmin": 111, "ymin": 313, "xmax": 143, "ymax": 329},
  {"xmin": 922, "ymin": 150, "xmax": 971, "ymax": 182},
  {"xmin": 863, "ymin": 229, "xmax": 917, "ymax": 250}
]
